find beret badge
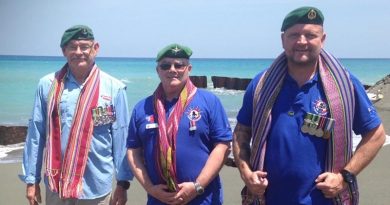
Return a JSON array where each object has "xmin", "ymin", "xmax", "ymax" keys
[
  {"xmin": 171, "ymin": 46, "xmax": 181, "ymax": 55},
  {"xmin": 308, "ymin": 9, "xmax": 317, "ymax": 20}
]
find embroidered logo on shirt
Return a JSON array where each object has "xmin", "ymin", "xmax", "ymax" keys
[
  {"xmin": 313, "ymin": 99, "xmax": 328, "ymax": 116},
  {"xmin": 145, "ymin": 115, "xmax": 158, "ymax": 129},
  {"xmin": 146, "ymin": 115, "xmax": 155, "ymax": 123},
  {"xmin": 186, "ymin": 107, "xmax": 202, "ymax": 121}
]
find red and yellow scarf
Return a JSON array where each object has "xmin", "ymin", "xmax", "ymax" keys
[
  {"xmin": 45, "ymin": 64, "xmax": 100, "ymax": 198},
  {"xmin": 153, "ymin": 79, "xmax": 197, "ymax": 191}
]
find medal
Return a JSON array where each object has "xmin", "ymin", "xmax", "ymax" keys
[
  {"xmin": 315, "ymin": 117, "xmax": 325, "ymax": 137},
  {"xmin": 301, "ymin": 113, "xmax": 313, "ymax": 134},
  {"xmin": 308, "ymin": 114, "xmax": 319, "ymax": 136},
  {"xmin": 323, "ymin": 118, "xmax": 335, "ymax": 139}
]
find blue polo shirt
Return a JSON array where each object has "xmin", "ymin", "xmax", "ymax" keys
[
  {"xmin": 127, "ymin": 89, "xmax": 232, "ymax": 205},
  {"xmin": 237, "ymin": 71, "xmax": 381, "ymax": 205}
]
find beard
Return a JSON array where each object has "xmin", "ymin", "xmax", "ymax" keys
[{"xmin": 286, "ymin": 49, "xmax": 320, "ymax": 67}]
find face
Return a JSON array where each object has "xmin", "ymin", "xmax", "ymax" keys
[
  {"xmin": 62, "ymin": 40, "xmax": 99, "ymax": 71},
  {"xmin": 156, "ymin": 57, "xmax": 192, "ymax": 93},
  {"xmin": 282, "ymin": 24, "xmax": 326, "ymax": 66}
]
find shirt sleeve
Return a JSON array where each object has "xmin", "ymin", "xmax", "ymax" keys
[
  {"xmin": 208, "ymin": 93, "xmax": 233, "ymax": 143},
  {"xmin": 112, "ymin": 87, "xmax": 134, "ymax": 181},
  {"xmin": 350, "ymin": 74, "xmax": 382, "ymax": 135},
  {"xmin": 127, "ymin": 108, "xmax": 142, "ymax": 148},
  {"xmin": 21, "ymin": 79, "xmax": 47, "ymax": 184}
]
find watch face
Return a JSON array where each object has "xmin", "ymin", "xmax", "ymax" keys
[
  {"xmin": 341, "ymin": 170, "xmax": 355, "ymax": 184},
  {"xmin": 194, "ymin": 182, "xmax": 204, "ymax": 195}
]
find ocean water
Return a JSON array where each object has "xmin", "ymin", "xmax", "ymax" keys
[{"xmin": 1, "ymin": 56, "xmax": 389, "ymax": 163}]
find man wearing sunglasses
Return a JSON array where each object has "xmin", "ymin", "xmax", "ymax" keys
[
  {"xmin": 21, "ymin": 25, "xmax": 133, "ymax": 205},
  {"xmin": 127, "ymin": 43, "xmax": 232, "ymax": 205}
]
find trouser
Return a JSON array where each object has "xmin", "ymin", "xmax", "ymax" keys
[{"xmin": 46, "ymin": 188, "xmax": 111, "ymax": 205}]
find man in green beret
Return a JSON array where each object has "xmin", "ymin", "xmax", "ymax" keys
[
  {"xmin": 233, "ymin": 6, "xmax": 385, "ymax": 205},
  {"xmin": 21, "ymin": 25, "xmax": 133, "ymax": 205},
  {"xmin": 127, "ymin": 43, "xmax": 232, "ymax": 204}
]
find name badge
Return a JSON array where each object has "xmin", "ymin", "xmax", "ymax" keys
[{"xmin": 146, "ymin": 123, "xmax": 158, "ymax": 129}]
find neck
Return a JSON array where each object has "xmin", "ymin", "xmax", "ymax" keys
[
  {"xmin": 69, "ymin": 64, "xmax": 94, "ymax": 84},
  {"xmin": 164, "ymin": 89, "xmax": 181, "ymax": 102},
  {"xmin": 287, "ymin": 61, "xmax": 318, "ymax": 87}
]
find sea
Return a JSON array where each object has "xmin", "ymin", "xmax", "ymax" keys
[{"xmin": 1, "ymin": 55, "xmax": 389, "ymax": 163}]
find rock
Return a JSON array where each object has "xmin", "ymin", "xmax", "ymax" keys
[
  {"xmin": 211, "ymin": 76, "xmax": 252, "ymax": 90},
  {"xmin": 189, "ymin": 76, "xmax": 208, "ymax": 88},
  {"xmin": 0, "ymin": 125, "xmax": 27, "ymax": 145}
]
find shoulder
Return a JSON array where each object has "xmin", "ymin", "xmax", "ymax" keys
[
  {"xmin": 37, "ymin": 72, "xmax": 55, "ymax": 88},
  {"xmin": 99, "ymin": 70, "xmax": 126, "ymax": 89},
  {"xmin": 194, "ymin": 89, "xmax": 220, "ymax": 101},
  {"xmin": 133, "ymin": 95, "xmax": 154, "ymax": 110}
]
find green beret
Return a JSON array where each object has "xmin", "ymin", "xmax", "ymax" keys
[
  {"xmin": 60, "ymin": 25, "xmax": 94, "ymax": 48},
  {"xmin": 156, "ymin": 43, "xmax": 192, "ymax": 62},
  {"xmin": 281, "ymin": 6, "xmax": 324, "ymax": 31}
]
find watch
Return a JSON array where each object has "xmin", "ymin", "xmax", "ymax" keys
[
  {"xmin": 117, "ymin": 180, "xmax": 130, "ymax": 190},
  {"xmin": 340, "ymin": 169, "xmax": 356, "ymax": 184},
  {"xmin": 193, "ymin": 181, "xmax": 204, "ymax": 195}
]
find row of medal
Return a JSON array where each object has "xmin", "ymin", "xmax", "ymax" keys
[
  {"xmin": 92, "ymin": 104, "xmax": 116, "ymax": 126},
  {"xmin": 301, "ymin": 112, "xmax": 335, "ymax": 139}
]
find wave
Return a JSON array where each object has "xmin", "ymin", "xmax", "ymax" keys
[{"xmin": 209, "ymin": 88, "xmax": 245, "ymax": 96}]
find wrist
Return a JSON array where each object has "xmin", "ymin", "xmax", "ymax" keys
[
  {"xmin": 340, "ymin": 169, "xmax": 356, "ymax": 185},
  {"xmin": 117, "ymin": 180, "xmax": 130, "ymax": 190},
  {"xmin": 193, "ymin": 181, "xmax": 204, "ymax": 195}
]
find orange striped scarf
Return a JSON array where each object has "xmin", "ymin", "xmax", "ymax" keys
[
  {"xmin": 45, "ymin": 64, "xmax": 100, "ymax": 198},
  {"xmin": 154, "ymin": 79, "xmax": 197, "ymax": 191}
]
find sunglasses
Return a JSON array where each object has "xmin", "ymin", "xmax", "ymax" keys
[{"xmin": 159, "ymin": 63, "xmax": 188, "ymax": 71}]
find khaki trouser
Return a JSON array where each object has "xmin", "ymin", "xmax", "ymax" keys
[{"xmin": 46, "ymin": 188, "xmax": 111, "ymax": 205}]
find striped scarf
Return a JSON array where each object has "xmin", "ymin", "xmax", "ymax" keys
[
  {"xmin": 154, "ymin": 79, "xmax": 197, "ymax": 191},
  {"xmin": 242, "ymin": 50, "xmax": 358, "ymax": 205},
  {"xmin": 45, "ymin": 64, "xmax": 100, "ymax": 198}
]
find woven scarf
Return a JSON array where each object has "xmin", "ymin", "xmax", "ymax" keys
[
  {"xmin": 241, "ymin": 50, "xmax": 357, "ymax": 205},
  {"xmin": 45, "ymin": 64, "xmax": 100, "ymax": 198},
  {"xmin": 153, "ymin": 79, "xmax": 197, "ymax": 191}
]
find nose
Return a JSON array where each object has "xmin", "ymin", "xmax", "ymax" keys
[
  {"xmin": 74, "ymin": 46, "xmax": 83, "ymax": 54},
  {"xmin": 297, "ymin": 35, "xmax": 307, "ymax": 44}
]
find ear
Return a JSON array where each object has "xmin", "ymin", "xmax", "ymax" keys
[
  {"xmin": 321, "ymin": 32, "xmax": 327, "ymax": 48},
  {"xmin": 281, "ymin": 33, "xmax": 286, "ymax": 49},
  {"xmin": 93, "ymin": 42, "xmax": 100, "ymax": 52},
  {"xmin": 61, "ymin": 47, "xmax": 66, "ymax": 56},
  {"xmin": 187, "ymin": 64, "xmax": 192, "ymax": 72}
]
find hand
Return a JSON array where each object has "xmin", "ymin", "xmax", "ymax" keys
[
  {"xmin": 315, "ymin": 172, "xmax": 345, "ymax": 198},
  {"xmin": 147, "ymin": 184, "xmax": 179, "ymax": 205},
  {"xmin": 111, "ymin": 185, "xmax": 128, "ymax": 205},
  {"xmin": 26, "ymin": 183, "xmax": 41, "ymax": 205},
  {"xmin": 174, "ymin": 182, "xmax": 198, "ymax": 205},
  {"xmin": 243, "ymin": 170, "xmax": 268, "ymax": 196}
]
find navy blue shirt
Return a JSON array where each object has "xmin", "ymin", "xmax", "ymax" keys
[
  {"xmin": 237, "ymin": 71, "xmax": 381, "ymax": 205},
  {"xmin": 127, "ymin": 89, "xmax": 232, "ymax": 205}
]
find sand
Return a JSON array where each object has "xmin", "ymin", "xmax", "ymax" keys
[{"xmin": 1, "ymin": 146, "xmax": 389, "ymax": 204}]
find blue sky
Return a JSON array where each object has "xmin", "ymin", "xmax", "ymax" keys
[{"xmin": 1, "ymin": 0, "xmax": 389, "ymax": 58}]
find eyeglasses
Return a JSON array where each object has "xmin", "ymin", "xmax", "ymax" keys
[
  {"xmin": 159, "ymin": 63, "xmax": 188, "ymax": 71},
  {"xmin": 66, "ymin": 43, "xmax": 94, "ymax": 52}
]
